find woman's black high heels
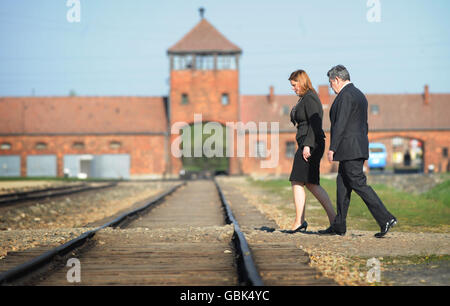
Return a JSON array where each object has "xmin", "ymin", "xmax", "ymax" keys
[{"xmin": 290, "ymin": 221, "xmax": 308, "ymax": 233}]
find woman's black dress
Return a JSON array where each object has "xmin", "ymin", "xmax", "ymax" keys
[{"xmin": 289, "ymin": 90, "xmax": 326, "ymax": 184}]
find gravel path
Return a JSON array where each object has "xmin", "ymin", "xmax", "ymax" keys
[{"xmin": 217, "ymin": 176, "xmax": 450, "ymax": 286}]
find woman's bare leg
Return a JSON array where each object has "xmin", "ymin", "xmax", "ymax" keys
[
  {"xmin": 291, "ymin": 181, "xmax": 306, "ymax": 230},
  {"xmin": 306, "ymin": 183, "xmax": 336, "ymax": 225}
]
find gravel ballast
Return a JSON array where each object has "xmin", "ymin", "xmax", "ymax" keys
[{"xmin": 0, "ymin": 181, "xmax": 179, "ymax": 260}]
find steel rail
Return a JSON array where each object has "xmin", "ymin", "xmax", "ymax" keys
[
  {"xmin": 0, "ymin": 181, "xmax": 186, "ymax": 285},
  {"xmin": 0, "ymin": 182, "xmax": 118, "ymax": 206},
  {"xmin": 0, "ymin": 183, "xmax": 87, "ymax": 199},
  {"xmin": 1, "ymin": 179, "xmax": 263, "ymax": 286},
  {"xmin": 213, "ymin": 177, "xmax": 264, "ymax": 286}
]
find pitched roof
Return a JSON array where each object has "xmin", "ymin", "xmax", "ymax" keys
[
  {"xmin": 240, "ymin": 91, "xmax": 450, "ymax": 132},
  {"xmin": 363, "ymin": 94, "xmax": 450, "ymax": 131},
  {"xmin": 0, "ymin": 97, "xmax": 167, "ymax": 135},
  {"xmin": 168, "ymin": 19, "xmax": 241, "ymax": 54},
  {"xmin": 241, "ymin": 95, "xmax": 297, "ymax": 131}
]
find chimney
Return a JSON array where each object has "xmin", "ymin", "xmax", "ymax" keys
[
  {"xmin": 268, "ymin": 86, "xmax": 274, "ymax": 103},
  {"xmin": 199, "ymin": 7, "xmax": 205, "ymax": 19},
  {"xmin": 424, "ymin": 84, "xmax": 430, "ymax": 105},
  {"xmin": 318, "ymin": 85, "xmax": 330, "ymax": 105}
]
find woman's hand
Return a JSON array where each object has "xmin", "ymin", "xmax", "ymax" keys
[
  {"xmin": 302, "ymin": 146, "xmax": 311, "ymax": 161},
  {"xmin": 328, "ymin": 150, "xmax": 334, "ymax": 162}
]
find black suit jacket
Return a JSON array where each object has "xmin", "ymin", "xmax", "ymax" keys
[
  {"xmin": 329, "ymin": 83, "xmax": 369, "ymax": 161},
  {"xmin": 290, "ymin": 89, "xmax": 325, "ymax": 150}
]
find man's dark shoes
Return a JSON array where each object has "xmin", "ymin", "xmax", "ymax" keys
[
  {"xmin": 318, "ymin": 226, "xmax": 345, "ymax": 236},
  {"xmin": 374, "ymin": 218, "xmax": 397, "ymax": 238}
]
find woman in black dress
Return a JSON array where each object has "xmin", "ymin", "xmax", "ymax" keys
[{"xmin": 288, "ymin": 70, "xmax": 336, "ymax": 232}]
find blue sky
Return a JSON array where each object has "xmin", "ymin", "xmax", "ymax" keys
[{"xmin": 0, "ymin": 0, "xmax": 449, "ymax": 97}]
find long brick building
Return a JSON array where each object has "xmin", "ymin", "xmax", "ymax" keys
[{"xmin": 1, "ymin": 17, "xmax": 449, "ymax": 178}]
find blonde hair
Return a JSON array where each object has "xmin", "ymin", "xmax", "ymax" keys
[{"xmin": 288, "ymin": 70, "xmax": 316, "ymax": 96}]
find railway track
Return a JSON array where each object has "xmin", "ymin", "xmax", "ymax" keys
[
  {"xmin": 0, "ymin": 178, "xmax": 335, "ymax": 286},
  {"xmin": 0, "ymin": 182, "xmax": 118, "ymax": 206}
]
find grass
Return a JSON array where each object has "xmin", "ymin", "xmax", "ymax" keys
[
  {"xmin": 423, "ymin": 180, "xmax": 450, "ymax": 205},
  {"xmin": 374, "ymin": 254, "xmax": 450, "ymax": 266},
  {"xmin": 247, "ymin": 176, "xmax": 450, "ymax": 233},
  {"xmin": 346, "ymin": 254, "xmax": 450, "ymax": 286}
]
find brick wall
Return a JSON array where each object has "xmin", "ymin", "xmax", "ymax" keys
[
  {"xmin": 169, "ymin": 68, "xmax": 240, "ymax": 175},
  {"xmin": 2, "ymin": 130, "xmax": 447, "ymax": 178},
  {"xmin": 238, "ymin": 130, "xmax": 449, "ymax": 176},
  {"xmin": 0, "ymin": 134, "xmax": 168, "ymax": 177},
  {"xmin": 170, "ymin": 69, "xmax": 239, "ymax": 124}
]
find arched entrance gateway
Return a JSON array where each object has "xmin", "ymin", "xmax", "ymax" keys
[
  {"xmin": 369, "ymin": 131, "xmax": 449, "ymax": 174},
  {"xmin": 368, "ymin": 136, "xmax": 425, "ymax": 173},
  {"xmin": 178, "ymin": 121, "xmax": 229, "ymax": 177},
  {"xmin": 167, "ymin": 12, "xmax": 243, "ymax": 177}
]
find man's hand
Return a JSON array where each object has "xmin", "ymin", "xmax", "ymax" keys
[
  {"xmin": 328, "ymin": 150, "xmax": 334, "ymax": 162},
  {"xmin": 302, "ymin": 146, "xmax": 311, "ymax": 162}
]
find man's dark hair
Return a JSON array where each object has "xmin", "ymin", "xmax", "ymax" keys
[{"xmin": 327, "ymin": 65, "xmax": 350, "ymax": 81}]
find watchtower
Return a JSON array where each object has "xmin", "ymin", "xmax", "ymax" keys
[
  {"xmin": 167, "ymin": 9, "xmax": 243, "ymax": 175},
  {"xmin": 167, "ymin": 8, "xmax": 242, "ymax": 125}
]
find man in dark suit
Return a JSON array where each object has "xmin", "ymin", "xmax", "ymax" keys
[{"xmin": 319, "ymin": 65, "xmax": 397, "ymax": 238}]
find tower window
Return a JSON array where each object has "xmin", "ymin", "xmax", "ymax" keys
[
  {"xmin": 217, "ymin": 55, "xmax": 236, "ymax": 70},
  {"xmin": 221, "ymin": 93, "xmax": 229, "ymax": 105},
  {"xmin": 196, "ymin": 55, "xmax": 214, "ymax": 70},
  {"xmin": 173, "ymin": 55, "xmax": 193, "ymax": 70},
  {"xmin": 181, "ymin": 93, "xmax": 189, "ymax": 105},
  {"xmin": 443, "ymin": 148, "xmax": 448, "ymax": 158}
]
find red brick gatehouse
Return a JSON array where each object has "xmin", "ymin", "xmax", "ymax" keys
[{"xmin": 1, "ymin": 17, "xmax": 449, "ymax": 178}]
